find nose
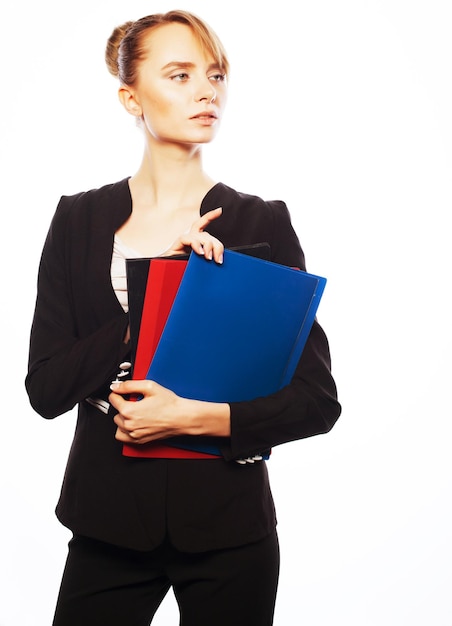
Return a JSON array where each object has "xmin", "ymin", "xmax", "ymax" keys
[{"xmin": 196, "ymin": 78, "xmax": 217, "ymax": 103}]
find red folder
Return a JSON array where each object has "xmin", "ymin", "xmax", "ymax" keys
[
  {"xmin": 132, "ymin": 259, "xmax": 187, "ymax": 380},
  {"xmin": 123, "ymin": 258, "xmax": 220, "ymax": 459}
]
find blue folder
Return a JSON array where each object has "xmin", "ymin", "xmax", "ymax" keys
[{"xmin": 145, "ymin": 249, "xmax": 327, "ymax": 456}]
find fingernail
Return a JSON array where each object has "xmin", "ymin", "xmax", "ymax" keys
[{"xmin": 110, "ymin": 382, "xmax": 121, "ymax": 390}]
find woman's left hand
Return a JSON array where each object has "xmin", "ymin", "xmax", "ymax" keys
[
  {"xmin": 109, "ymin": 379, "xmax": 231, "ymax": 444},
  {"xmin": 109, "ymin": 379, "xmax": 186, "ymax": 444}
]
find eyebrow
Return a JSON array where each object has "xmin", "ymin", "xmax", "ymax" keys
[{"xmin": 161, "ymin": 61, "xmax": 223, "ymax": 71}]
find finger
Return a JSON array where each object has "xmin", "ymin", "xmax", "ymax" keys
[
  {"xmin": 199, "ymin": 237, "xmax": 214, "ymax": 261},
  {"xmin": 113, "ymin": 414, "xmax": 139, "ymax": 441},
  {"xmin": 108, "ymin": 390, "xmax": 128, "ymax": 412},
  {"xmin": 194, "ymin": 207, "xmax": 222, "ymax": 232},
  {"xmin": 110, "ymin": 379, "xmax": 157, "ymax": 397},
  {"xmin": 188, "ymin": 229, "xmax": 224, "ymax": 261},
  {"xmin": 113, "ymin": 413, "xmax": 127, "ymax": 430},
  {"xmin": 179, "ymin": 234, "xmax": 206, "ymax": 256},
  {"xmin": 115, "ymin": 426, "xmax": 137, "ymax": 442},
  {"xmin": 113, "ymin": 413, "xmax": 143, "ymax": 439},
  {"xmin": 115, "ymin": 428, "xmax": 156, "ymax": 444},
  {"xmin": 198, "ymin": 237, "xmax": 224, "ymax": 264},
  {"xmin": 211, "ymin": 239, "xmax": 224, "ymax": 264}
]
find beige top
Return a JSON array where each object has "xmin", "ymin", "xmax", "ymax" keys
[{"xmin": 110, "ymin": 235, "xmax": 143, "ymax": 312}]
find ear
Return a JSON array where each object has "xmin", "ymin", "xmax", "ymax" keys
[{"xmin": 118, "ymin": 86, "xmax": 143, "ymax": 118}]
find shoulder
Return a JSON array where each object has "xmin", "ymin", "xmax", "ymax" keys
[
  {"xmin": 41, "ymin": 178, "xmax": 131, "ymax": 259},
  {"xmin": 202, "ymin": 183, "xmax": 305, "ymax": 268},
  {"xmin": 54, "ymin": 178, "xmax": 131, "ymax": 229},
  {"xmin": 203, "ymin": 182, "xmax": 294, "ymax": 232},
  {"xmin": 204, "ymin": 182, "xmax": 288, "ymax": 216},
  {"xmin": 205, "ymin": 183, "xmax": 291, "ymax": 229}
]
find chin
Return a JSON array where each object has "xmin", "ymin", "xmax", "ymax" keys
[{"xmin": 181, "ymin": 132, "xmax": 219, "ymax": 147}]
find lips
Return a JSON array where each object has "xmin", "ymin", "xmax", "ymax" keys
[{"xmin": 191, "ymin": 111, "xmax": 218, "ymax": 120}]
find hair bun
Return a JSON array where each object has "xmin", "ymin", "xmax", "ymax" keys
[{"xmin": 105, "ymin": 21, "xmax": 134, "ymax": 77}]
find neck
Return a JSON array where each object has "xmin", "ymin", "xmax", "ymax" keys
[{"xmin": 130, "ymin": 139, "xmax": 215, "ymax": 212}]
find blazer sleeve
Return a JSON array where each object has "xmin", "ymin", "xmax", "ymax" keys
[
  {"xmin": 25, "ymin": 198, "xmax": 130, "ymax": 419},
  {"xmin": 222, "ymin": 200, "xmax": 341, "ymax": 460}
]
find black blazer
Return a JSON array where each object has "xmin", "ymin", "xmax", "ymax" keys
[{"xmin": 26, "ymin": 178, "xmax": 341, "ymax": 552}]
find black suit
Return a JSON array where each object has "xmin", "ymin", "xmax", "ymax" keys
[{"xmin": 26, "ymin": 178, "xmax": 341, "ymax": 553}]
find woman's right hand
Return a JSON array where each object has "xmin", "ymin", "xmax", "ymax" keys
[{"xmin": 163, "ymin": 207, "xmax": 224, "ymax": 263}]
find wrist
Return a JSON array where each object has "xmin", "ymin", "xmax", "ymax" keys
[{"xmin": 182, "ymin": 398, "xmax": 231, "ymax": 437}]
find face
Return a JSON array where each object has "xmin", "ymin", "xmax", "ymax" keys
[{"xmin": 120, "ymin": 22, "xmax": 228, "ymax": 147}]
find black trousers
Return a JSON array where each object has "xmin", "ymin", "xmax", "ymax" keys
[{"xmin": 52, "ymin": 531, "xmax": 280, "ymax": 626}]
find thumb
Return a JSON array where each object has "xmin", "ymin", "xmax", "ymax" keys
[{"xmin": 110, "ymin": 378, "xmax": 159, "ymax": 397}]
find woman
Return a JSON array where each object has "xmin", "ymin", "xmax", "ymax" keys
[{"xmin": 26, "ymin": 10, "xmax": 341, "ymax": 626}]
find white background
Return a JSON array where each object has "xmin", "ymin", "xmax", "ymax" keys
[{"xmin": 1, "ymin": 0, "xmax": 451, "ymax": 624}]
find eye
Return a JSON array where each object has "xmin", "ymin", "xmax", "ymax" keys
[
  {"xmin": 210, "ymin": 73, "xmax": 227, "ymax": 83},
  {"xmin": 171, "ymin": 72, "xmax": 190, "ymax": 82}
]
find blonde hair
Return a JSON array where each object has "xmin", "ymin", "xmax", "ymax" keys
[{"xmin": 105, "ymin": 10, "xmax": 229, "ymax": 86}]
